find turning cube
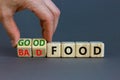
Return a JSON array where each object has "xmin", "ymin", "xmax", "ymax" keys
[
  {"xmin": 62, "ymin": 42, "xmax": 75, "ymax": 57},
  {"xmin": 17, "ymin": 38, "xmax": 32, "ymax": 57},
  {"xmin": 90, "ymin": 42, "xmax": 104, "ymax": 57},
  {"xmin": 75, "ymin": 42, "xmax": 90, "ymax": 57},
  {"xmin": 32, "ymin": 38, "xmax": 46, "ymax": 57},
  {"xmin": 47, "ymin": 42, "xmax": 61, "ymax": 57}
]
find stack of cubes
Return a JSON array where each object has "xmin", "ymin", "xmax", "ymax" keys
[{"xmin": 17, "ymin": 38, "xmax": 104, "ymax": 58}]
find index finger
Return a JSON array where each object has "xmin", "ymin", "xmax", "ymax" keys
[{"xmin": 26, "ymin": 1, "xmax": 54, "ymax": 42}]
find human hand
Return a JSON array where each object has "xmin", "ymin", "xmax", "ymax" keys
[{"xmin": 0, "ymin": 0, "xmax": 60, "ymax": 47}]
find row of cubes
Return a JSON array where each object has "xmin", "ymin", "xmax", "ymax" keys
[{"xmin": 17, "ymin": 38, "xmax": 104, "ymax": 58}]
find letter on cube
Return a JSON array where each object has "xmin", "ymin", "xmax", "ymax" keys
[
  {"xmin": 47, "ymin": 42, "xmax": 61, "ymax": 57},
  {"xmin": 90, "ymin": 42, "xmax": 104, "ymax": 57},
  {"xmin": 76, "ymin": 42, "xmax": 90, "ymax": 57},
  {"xmin": 17, "ymin": 38, "xmax": 32, "ymax": 57},
  {"xmin": 32, "ymin": 39, "xmax": 46, "ymax": 57},
  {"xmin": 62, "ymin": 42, "xmax": 75, "ymax": 57}
]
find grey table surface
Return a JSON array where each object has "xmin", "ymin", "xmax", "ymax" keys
[{"xmin": 0, "ymin": 0, "xmax": 120, "ymax": 80}]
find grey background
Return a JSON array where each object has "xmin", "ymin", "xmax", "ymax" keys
[{"xmin": 0, "ymin": 0, "xmax": 120, "ymax": 80}]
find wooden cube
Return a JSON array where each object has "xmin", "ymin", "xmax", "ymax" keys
[
  {"xmin": 47, "ymin": 42, "xmax": 61, "ymax": 57},
  {"xmin": 75, "ymin": 42, "xmax": 90, "ymax": 57},
  {"xmin": 90, "ymin": 42, "xmax": 104, "ymax": 57},
  {"xmin": 17, "ymin": 38, "xmax": 32, "ymax": 57},
  {"xmin": 62, "ymin": 42, "xmax": 75, "ymax": 57},
  {"xmin": 32, "ymin": 38, "xmax": 46, "ymax": 57}
]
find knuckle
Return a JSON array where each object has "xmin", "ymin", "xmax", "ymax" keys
[
  {"xmin": 1, "ymin": 10, "xmax": 12, "ymax": 20},
  {"xmin": 53, "ymin": 8, "xmax": 61, "ymax": 17}
]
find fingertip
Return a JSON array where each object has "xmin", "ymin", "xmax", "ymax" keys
[
  {"xmin": 11, "ymin": 40, "xmax": 16, "ymax": 48},
  {"xmin": 10, "ymin": 31, "xmax": 20, "ymax": 48},
  {"xmin": 43, "ymin": 36, "xmax": 52, "ymax": 43},
  {"xmin": 9, "ymin": 30, "xmax": 20, "ymax": 48},
  {"xmin": 11, "ymin": 37, "xmax": 19, "ymax": 48},
  {"xmin": 42, "ymin": 31, "xmax": 53, "ymax": 43}
]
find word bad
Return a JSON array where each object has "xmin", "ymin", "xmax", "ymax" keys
[{"xmin": 17, "ymin": 38, "xmax": 105, "ymax": 58}]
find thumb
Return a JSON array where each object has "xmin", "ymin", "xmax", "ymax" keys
[{"xmin": 2, "ymin": 14, "xmax": 20, "ymax": 47}]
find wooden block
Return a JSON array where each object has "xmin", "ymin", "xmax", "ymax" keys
[
  {"xmin": 17, "ymin": 38, "xmax": 32, "ymax": 57},
  {"xmin": 90, "ymin": 42, "xmax": 104, "ymax": 57},
  {"xmin": 47, "ymin": 42, "xmax": 61, "ymax": 57},
  {"xmin": 75, "ymin": 42, "xmax": 90, "ymax": 57},
  {"xmin": 62, "ymin": 42, "xmax": 75, "ymax": 57},
  {"xmin": 32, "ymin": 38, "xmax": 46, "ymax": 57}
]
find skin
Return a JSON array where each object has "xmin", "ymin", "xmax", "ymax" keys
[{"xmin": 0, "ymin": 0, "xmax": 60, "ymax": 47}]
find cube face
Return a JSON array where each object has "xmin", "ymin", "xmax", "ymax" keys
[
  {"xmin": 47, "ymin": 42, "xmax": 61, "ymax": 57},
  {"xmin": 90, "ymin": 42, "xmax": 104, "ymax": 57},
  {"xmin": 32, "ymin": 48, "xmax": 46, "ymax": 57},
  {"xmin": 75, "ymin": 42, "xmax": 90, "ymax": 57},
  {"xmin": 17, "ymin": 38, "xmax": 32, "ymax": 57},
  {"xmin": 62, "ymin": 42, "xmax": 75, "ymax": 57},
  {"xmin": 32, "ymin": 39, "xmax": 46, "ymax": 57}
]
